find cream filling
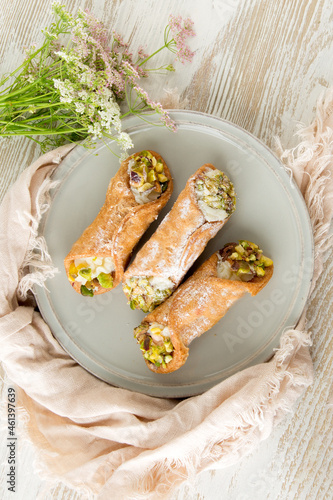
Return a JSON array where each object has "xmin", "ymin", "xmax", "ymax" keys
[
  {"xmin": 147, "ymin": 322, "xmax": 170, "ymax": 344},
  {"xmin": 143, "ymin": 322, "xmax": 174, "ymax": 365},
  {"xmin": 74, "ymin": 257, "xmax": 114, "ymax": 285},
  {"xmin": 148, "ymin": 276, "xmax": 174, "ymax": 291},
  {"xmin": 131, "ymin": 187, "xmax": 160, "ymax": 205},
  {"xmin": 128, "ymin": 159, "xmax": 161, "ymax": 205},
  {"xmin": 125, "ymin": 276, "xmax": 175, "ymax": 299},
  {"xmin": 216, "ymin": 257, "xmax": 241, "ymax": 281},
  {"xmin": 197, "ymin": 200, "xmax": 228, "ymax": 222},
  {"xmin": 196, "ymin": 168, "xmax": 229, "ymax": 222}
]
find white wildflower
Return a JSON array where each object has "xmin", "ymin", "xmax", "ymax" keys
[
  {"xmin": 73, "ymin": 19, "xmax": 86, "ymax": 39},
  {"xmin": 75, "ymin": 102, "xmax": 85, "ymax": 114},
  {"xmin": 1, "ymin": 3, "xmax": 181, "ymax": 154},
  {"xmin": 52, "ymin": 2, "xmax": 73, "ymax": 24},
  {"xmin": 120, "ymin": 152, "xmax": 130, "ymax": 162},
  {"xmin": 100, "ymin": 88, "xmax": 113, "ymax": 99},
  {"xmin": 79, "ymin": 70, "xmax": 93, "ymax": 86},
  {"xmin": 98, "ymin": 110, "xmax": 111, "ymax": 128},
  {"xmin": 42, "ymin": 29, "xmax": 58, "ymax": 40},
  {"xmin": 78, "ymin": 90, "xmax": 88, "ymax": 99},
  {"xmin": 118, "ymin": 132, "xmax": 133, "ymax": 151},
  {"xmin": 113, "ymin": 115, "xmax": 122, "ymax": 133},
  {"xmin": 88, "ymin": 122, "xmax": 102, "ymax": 139},
  {"xmin": 86, "ymin": 104, "xmax": 95, "ymax": 118},
  {"xmin": 53, "ymin": 78, "xmax": 75, "ymax": 103},
  {"xmin": 91, "ymin": 93, "xmax": 101, "ymax": 106},
  {"xmin": 60, "ymin": 96, "xmax": 72, "ymax": 104},
  {"xmin": 107, "ymin": 99, "xmax": 120, "ymax": 114},
  {"xmin": 55, "ymin": 51, "xmax": 78, "ymax": 63}
]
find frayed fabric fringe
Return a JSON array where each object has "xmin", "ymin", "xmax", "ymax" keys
[
  {"xmin": 17, "ymin": 177, "xmax": 60, "ymax": 301},
  {"xmin": 275, "ymin": 88, "xmax": 333, "ymax": 267}
]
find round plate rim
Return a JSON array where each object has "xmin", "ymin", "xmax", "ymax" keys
[{"xmin": 34, "ymin": 110, "xmax": 314, "ymax": 398}]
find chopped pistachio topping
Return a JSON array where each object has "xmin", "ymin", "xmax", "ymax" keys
[
  {"xmin": 123, "ymin": 276, "xmax": 175, "ymax": 312},
  {"xmin": 80, "ymin": 285, "xmax": 94, "ymax": 297},
  {"xmin": 68, "ymin": 256, "xmax": 114, "ymax": 296},
  {"xmin": 79, "ymin": 267, "xmax": 92, "ymax": 281},
  {"xmin": 129, "ymin": 151, "xmax": 169, "ymax": 204},
  {"xmin": 134, "ymin": 322, "xmax": 174, "ymax": 368},
  {"xmin": 218, "ymin": 240, "xmax": 273, "ymax": 282},
  {"xmin": 97, "ymin": 272, "xmax": 114, "ymax": 288},
  {"xmin": 196, "ymin": 168, "xmax": 236, "ymax": 221}
]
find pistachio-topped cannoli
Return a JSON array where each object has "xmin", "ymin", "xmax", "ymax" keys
[
  {"xmin": 134, "ymin": 240, "xmax": 273, "ymax": 372},
  {"xmin": 123, "ymin": 164, "xmax": 236, "ymax": 312},
  {"xmin": 195, "ymin": 168, "xmax": 236, "ymax": 221},
  {"xmin": 129, "ymin": 151, "xmax": 169, "ymax": 203},
  {"xmin": 64, "ymin": 150, "xmax": 173, "ymax": 296},
  {"xmin": 217, "ymin": 240, "xmax": 273, "ymax": 281}
]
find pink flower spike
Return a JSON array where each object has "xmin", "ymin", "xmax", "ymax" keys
[
  {"xmin": 113, "ymin": 31, "xmax": 129, "ymax": 48},
  {"xmin": 138, "ymin": 45, "xmax": 149, "ymax": 60},
  {"xmin": 133, "ymin": 85, "xmax": 177, "ymax": 132},
  {"xmin": 168, "ymin": 14, "xmax": 195, "ymax": 64}
]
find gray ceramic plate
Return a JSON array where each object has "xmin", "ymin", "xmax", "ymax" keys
[{"xmin": 35, "ymin": 110, "xmax": 314, "ymax": 398}]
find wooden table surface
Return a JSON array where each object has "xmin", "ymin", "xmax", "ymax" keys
[{"xmin": 1, "ymin": 0, "xmax": 332, "ymax": 498}]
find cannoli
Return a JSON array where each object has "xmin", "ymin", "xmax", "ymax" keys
[
  {"xmin": 123, "ymin": 164, "xmax": 236, "ymax": 311},
  {"xmin": 64, "ymin": 150, "xmax": 173, "ymax": 296},
  {"xmin": 134, "ymin": 240, "xmax": 274, "ymax": 373}
]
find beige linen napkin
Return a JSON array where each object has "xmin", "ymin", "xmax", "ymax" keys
[{"xmin": 0, "ymin": 89, "xmax": 333, "ymax": 500}]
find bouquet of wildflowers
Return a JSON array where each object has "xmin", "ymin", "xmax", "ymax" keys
[{"xmin": 0, "ymin": 3, "xmax": 195, "ymax": 155}]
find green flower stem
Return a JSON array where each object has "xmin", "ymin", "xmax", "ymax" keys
[
  {"xmin": 0, "ymin": 100, "xmax": 59, "ymax": 112},
  {"xmin": 0, "ymin": 59, "xmax": 64, "ymax": 100},
  {"xmin": 137, "ymin": 46, "xmax": 166, "ymax": 67},
  {"xmin": 136, "ymin": 24, "xmax": 175, "ymax": 68},
  {"xmin": 102, "ymin": 132, "xmax": 121, "ymax": 142},
  {"xmin": 0, "ymin": 46, "xmax": 46, "ymax": 91},
  {"xmin": 119, "ymin": 110, "xmax": 132, "ymax": 119},
  {"xmin": 0, "ymin": 127, "xmax": 87, "ymax": 137},
  {"xmin": 143, "ymin": 65, "xmax": 175, "ymax": 73},
  {"xmin": 1, "ymin": 115, "xmax": 79, "ymax": 128},
  {"xmin": 10, "ymin": 109, "xmax": 75, "ymax": 120},
  {"xmin": 0, "ymin": 81, "xmax": 52, "ymax": 101},
  {"xmin": 0, "ymin": 117, "xmax": 55, "ymax": 125}
]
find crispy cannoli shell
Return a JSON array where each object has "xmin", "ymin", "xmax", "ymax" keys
[
  {"xmin": 141, "ymin": 253, "xmax": 274, "ymax": 373},
  {"xmin": 123, "ymin": 164, "xmax": 233, "ymax": 291},
  {"xmin": 64, "ymin": 151, "xmax": 173, "ymax": 294}
]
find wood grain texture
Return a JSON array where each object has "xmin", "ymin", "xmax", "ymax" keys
[{"xmin": 0, "ymin": 0, "xmax": 332, "ymax": 498}]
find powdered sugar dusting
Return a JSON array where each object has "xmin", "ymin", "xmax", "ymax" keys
[
  {"xmin": 183, "ymin": 316, "xmax": 211, "ymax": 345},
  {"xmin": 126, "ymin": 192, "xmax": 207, "ymax": 283},
  {"xmin": 124, "ymin": 165, "xmax": 233, "ymax": 291},
  {"xmin": 178, "ymin": 197, "xmax": 192, "ymax": 219},
  {"xmin": 95, "ymin": 227, "xmax": 113, "ymax": 251}
]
